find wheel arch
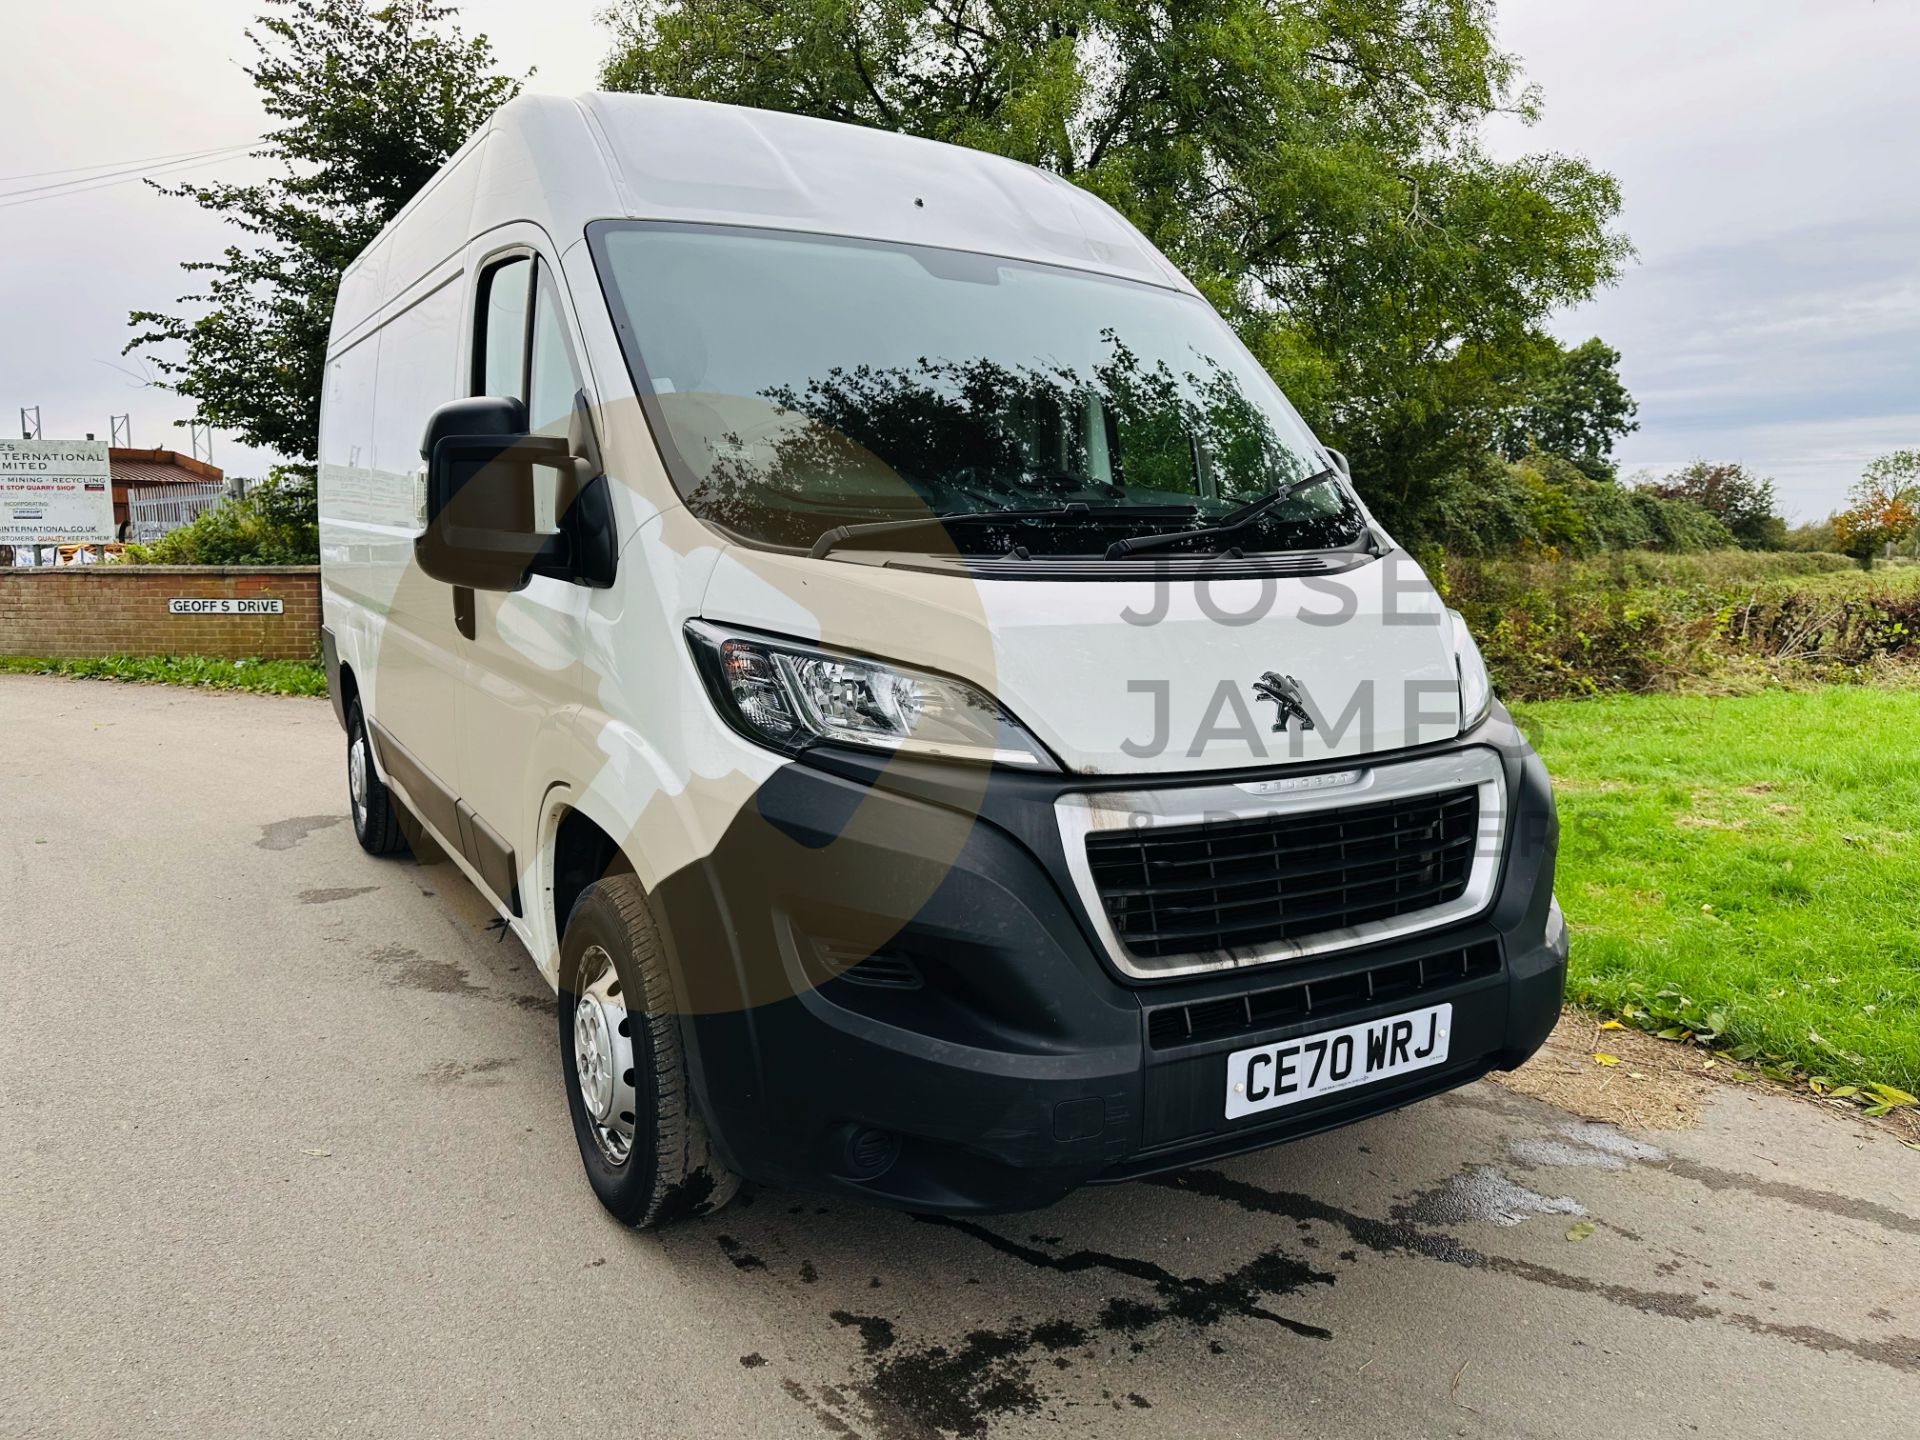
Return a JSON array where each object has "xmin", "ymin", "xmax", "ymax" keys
[{"xmin": 549, "ymin": 801, "xmax": 637, "ymax": 951}]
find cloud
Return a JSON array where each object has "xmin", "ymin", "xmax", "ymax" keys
[
  {"xmin": 0, "ymin": 0, "xmax": 603, "ymax": 472},
  {"xmin": 3, "ymin": 0, "xmax": 1915, "ymax": 521},
  {"xmin": 1486, "ymin": 0, "xmax": 1920, "ymax": 519}
]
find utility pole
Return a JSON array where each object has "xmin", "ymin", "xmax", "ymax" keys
[
  {"xmin": 109, "ymin": 414, "xmax": 131, "ymax": 447},
  {"xmin": 189, "ymin": 420, "xmax": 213, "ymax": 465},
  {"xmin": 19, "ymin": 406, "xmax": 41, "ymax": 439}
]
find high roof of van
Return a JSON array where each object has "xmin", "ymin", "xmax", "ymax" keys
[{"xmin": 331, "ymin": 93, "xmax": 1193, "ymax": 347}]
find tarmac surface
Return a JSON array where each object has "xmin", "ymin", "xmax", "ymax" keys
[{"xmin": 3, "ymin": 674, "xmax": 1915, "ymax": 1438}]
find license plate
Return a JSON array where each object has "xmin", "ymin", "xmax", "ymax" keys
[{"xmin": 1225, "ymin": 1003, "xmax": 1452, "ymax": 1119}]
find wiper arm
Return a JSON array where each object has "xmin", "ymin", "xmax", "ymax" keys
[
  {"xmin": 808, "ymin": 503, "xmax": 1098, "ymax": 560},
  {"xmin": 1102, "ymin": 467, "xmax": 1339, "ymax": 560}
]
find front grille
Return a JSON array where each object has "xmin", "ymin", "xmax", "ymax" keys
[
  {"xmin": 1146, "ymin": 940, "xmax": 1502, "ymax": 1049},
  {"xmin": 1086, "ymin": 787, "xmax": 1480, "ymax": 961}
]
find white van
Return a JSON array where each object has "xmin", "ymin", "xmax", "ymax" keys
[{"xmin": 319, "ymin": 93, "xmax": 1565, "ymax": 1228}]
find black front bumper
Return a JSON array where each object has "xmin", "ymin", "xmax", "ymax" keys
[{"xmin": 654, "ymin": 707, "xmax": 1564, "ymax": 1214}]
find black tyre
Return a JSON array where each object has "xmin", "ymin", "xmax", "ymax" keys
[
  {"xmin": 346, "ymin": 700, "xmax": 408, "ymax": 856},
  {"xmin": 559, "ymin": 875, "xmax": 739, "ymax": 1227}
]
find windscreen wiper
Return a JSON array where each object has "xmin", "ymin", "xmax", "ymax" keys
[
  {"xmin": 1102, "ymin": 466, "xmax": 1339, "ymax": 560},
  {"xmin": 808, "ymin": 503, "xmax": 1103, "ymax": 560}
]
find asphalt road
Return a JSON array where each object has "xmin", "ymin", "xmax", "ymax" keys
[{"xmin": 3, "ymin": 674, "xmax": 1916, "ymax": 1439}]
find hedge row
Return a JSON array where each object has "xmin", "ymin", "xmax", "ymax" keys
[{"xmin": 1441, "ymin": 552, "xmax": 1920, "ymax": 700}]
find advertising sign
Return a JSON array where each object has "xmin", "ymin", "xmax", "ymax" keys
[{"xmin": 0, "ymin": 439, "xmax": 114, "ymax": 543}]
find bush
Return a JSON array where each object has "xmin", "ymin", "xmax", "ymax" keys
[
  {"xmin": 128, "ymin": 467, "xmax": 317, "ymax": 565},
  {"xmin": 1418, "ymin": 452, "xmax": 1732, "ymax": 557},
  {"xmin": 1636, "ymin": 461, "xmax": 1786, "ymax": 549},
  {"xmin": 1442, "ymin": 550, "xmax": 1920, "ymax": 699},
  {"xmin": 1421, "ymin": 452, "xmax": 1538, "ymax": 555},
  {"xmin": 1629, "ymin": 490, "xmax": 1736, "ymax": 552},
  {"xmin": 1786, "ymin": 515, "xmax": 1843, "ymax": 552}
]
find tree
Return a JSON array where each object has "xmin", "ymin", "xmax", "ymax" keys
[
  {"xmin": 1498, "ymin": 337, "xmax": 1636, "ymax": 478},
  {"xmin": 599, "ymin": 0, "xmax": 1630, "ymax": 535},
  {"xmin": 1835, "ymin": 451, "xmax": 1920, "ymax": 563},
  {"xmin": 128, "ymin": 1, "xmax": 521, "ymax": 470},
  {"xmin": 126, "ymin": 467, "xmax": 321, "ymax": 565},
  {"xmin": 1638, "ymin": 461, "xmax": 1785, "ymax": 549}
]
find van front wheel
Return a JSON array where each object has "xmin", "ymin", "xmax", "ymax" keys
[
  {"xmin": 346, "ymin": 701, "xmax": 407, "ymax": 856},
  {"xmin": 559, "ymin": 875, "xmax": 739, "ymax": 1228}
]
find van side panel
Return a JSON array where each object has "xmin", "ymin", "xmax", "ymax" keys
[
  {"xmin": 355, "ymin": 275, "xmax": 466, "ymax": 813},
  {"xmin": 321, "ymin": 132, "xmax": 485, "ymax": 833},
  {"xmin": 317, "ymin": 333, "xmax": 380, "ymax": 637}
]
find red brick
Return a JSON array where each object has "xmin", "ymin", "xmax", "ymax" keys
[{"xmin": 0, "ymin": 567, "xmax": 320, "ymax": 661}]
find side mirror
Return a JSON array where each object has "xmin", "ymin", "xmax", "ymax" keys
[
  {"xmin": 420, "ymin": 394, "xmax": 524, "ymax": 463},
  {"xmin": 414, "ymin": 396, "xmax": 569, "ymax": 591},
  {"xmin": 1326, "ymin": 447, "xmax": 1352, "ymax": 480}
]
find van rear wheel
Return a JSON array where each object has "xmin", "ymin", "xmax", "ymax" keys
[
  {"xmin": 559, "ymin": 875, "xmax": 738, "ymax": 1228},
  {"xmin": 346, "ymin": 701, "xmax": 407, "ymax": 856}
]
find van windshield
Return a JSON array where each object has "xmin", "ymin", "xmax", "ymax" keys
[{"xmin": 589, "ymin": 222, "xmax": 1366, "ymax": 558}]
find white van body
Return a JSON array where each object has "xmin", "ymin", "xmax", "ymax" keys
[{"xmin": 319, "ymin": 94, "xmax": 1563, "ymax": 1224}]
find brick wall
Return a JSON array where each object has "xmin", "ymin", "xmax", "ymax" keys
[{"xmin": 0, "ymin": 565, "xmax": 320, "ymax": 661}]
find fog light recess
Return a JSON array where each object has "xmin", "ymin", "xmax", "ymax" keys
[{"xmin": 837, "ymin": 1125, "xmax": 900, "ymax": 1181}]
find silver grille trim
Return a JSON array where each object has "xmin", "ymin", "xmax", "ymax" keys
[{"xmin": 1056, "ymin": 748, "xmax": 1508, "ymax": 980}]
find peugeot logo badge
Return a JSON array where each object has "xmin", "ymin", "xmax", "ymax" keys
[{"xmin": 1252, "ymin": 671, "xmax": 1315, "ymax": 732}]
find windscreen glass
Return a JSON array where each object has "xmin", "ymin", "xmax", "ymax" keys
[{"xmin": 591, "ymin": 223, "xmax": 1365, "ymax": 557}]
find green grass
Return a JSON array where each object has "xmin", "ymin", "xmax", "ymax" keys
[
  {"xmin": 1514, "ymin": 686, "xmax": 1920, "ymax": 1094},
  {"xmin": 0, "ymin": 654, "xmax": 327, "ymax": 697}
]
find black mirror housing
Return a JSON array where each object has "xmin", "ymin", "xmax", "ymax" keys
[
  {"xmin": 420, "ymin": 395, "xmax": 527, "ymax": 461},
  {"xmin": 411, "ymin": 393, "xmax": 618, "ymax": 593},
  {"xmin": 415, "ymin": 395, "xmax": 566, "ymax": 591}
]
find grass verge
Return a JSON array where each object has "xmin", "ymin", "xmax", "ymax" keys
[
  {"xmin": 0, "ymin": 654, "xmax": 327, "ymax": 697},
  {"xmin": 1514, "ymin": 686, "xmax": 1920, "ymax": 1101}
]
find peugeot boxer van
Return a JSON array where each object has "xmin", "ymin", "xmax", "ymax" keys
[{"xmin": 318, "ymin": 93, "xmax": 1565, "ymax": 1228}]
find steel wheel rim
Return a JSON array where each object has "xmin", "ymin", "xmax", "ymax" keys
[
  {"xmin": 348, "ymin": 732, "xmax": 369, "ymax": 827},
  {"xmin": 572, "ymin": 945, "xmax": 637, "ymax": 1167}
]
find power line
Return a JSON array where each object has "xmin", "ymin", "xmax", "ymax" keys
[
  {"xmin": 0, "ymin": 140, "xmax": 263, "ymax": 187},
  {"xmin": 0, "ymin": 143, "xmax": 261, "ymax": 202},
  {"xmin": 0, "ymin": 151, "xmax": 263, "ymax": 213}
]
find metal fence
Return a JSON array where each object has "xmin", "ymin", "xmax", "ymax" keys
[{"xmin": 127, "ymin": 482, "xmax": 228, "ymax": 543}]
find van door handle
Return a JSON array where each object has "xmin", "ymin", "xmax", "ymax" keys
[{"xmin": 453, "ymin": 585, "xmax": 475, "ymax": 640}]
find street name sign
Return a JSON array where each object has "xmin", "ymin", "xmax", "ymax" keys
[{"xmin": 167, "ymin": 597, "xmax": 284, "ymax": 615}]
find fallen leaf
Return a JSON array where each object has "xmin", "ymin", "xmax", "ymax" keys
[
  {"xmin": 1598, "ymin": 1019, "xmax": 1624, "ymax": 1031},
  {"xmin": 1627, "ymin": 1071, "xmax": 1648, "ymax": 1080},
  {"xmin": 300, "ymin": 1147, "xmax": 332, "ymax": 1158},
  {"xmin": 1450, "ymin": 1358, "xmax": 1476, "ymax": 1413},
  {"xmin": 1593, "ymin": 1053, "xmax": 1621, "ymax": 1067},
  {"xmin": 1565, "ymin": 1220, "xmax": 1597, "ymax": 1241}
]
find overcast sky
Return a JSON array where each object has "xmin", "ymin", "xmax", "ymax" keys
[{"xmin": 3, "ymin": 1, "xmax": 1916, "ymax": 519}]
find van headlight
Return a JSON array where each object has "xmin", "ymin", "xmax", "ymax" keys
[
  {"xmin": 686, "ymin": 622, "xmax": 1055, "ymax": 770},
  {"xmin": 1448, "ymin": 608, "xmax": 1493, "ymax": 733}
]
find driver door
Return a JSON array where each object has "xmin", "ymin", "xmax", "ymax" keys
[{"xmin": 448, "ymin": 235, "xmax": 592, "ymax": 916}]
